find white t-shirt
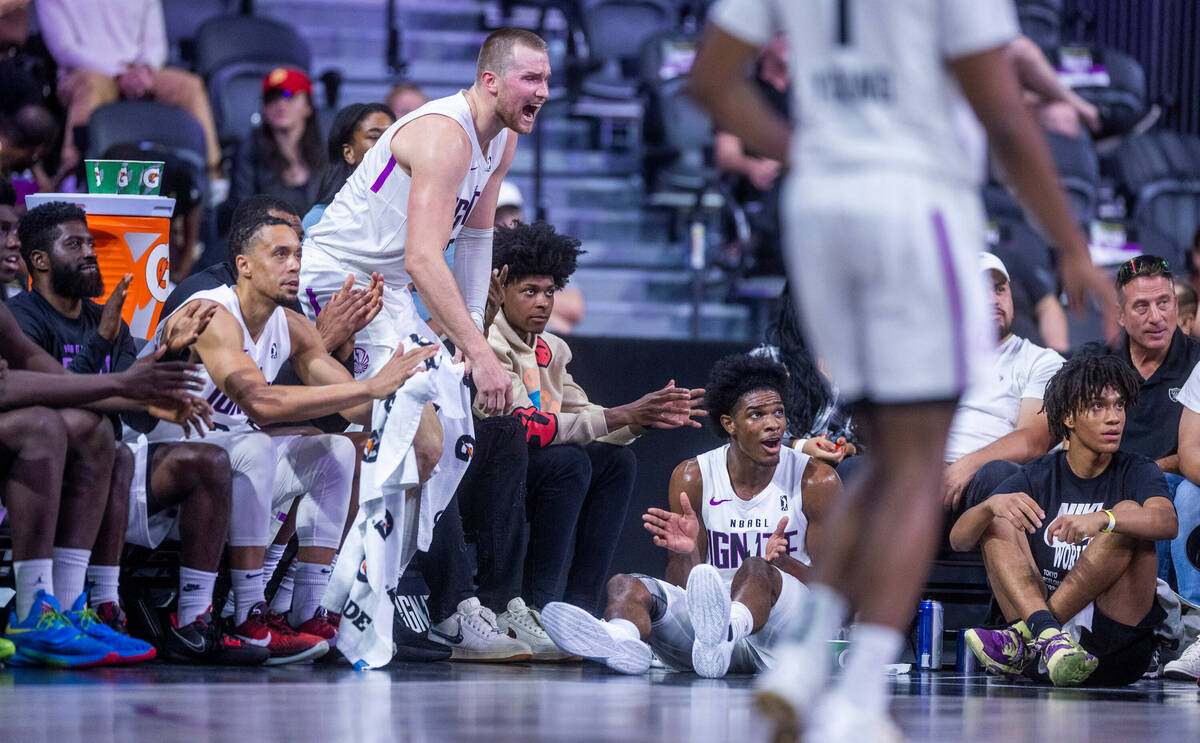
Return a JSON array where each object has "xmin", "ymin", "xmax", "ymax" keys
[
  {"xmin": 1176, "ymin": 363, "xmax": 1200, "ymax": 413},
  {"xmin": 944, "ymin": 334, "xmax": 1064, "ymax": 462},
  {"xmin": 707, "ymin": 0, "xmax": 1019, "ymax": 188}
]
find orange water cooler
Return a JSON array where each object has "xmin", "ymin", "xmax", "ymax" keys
[{"xmin": 25, "ymin": 194, "xmax": 175, "ymax": 340}]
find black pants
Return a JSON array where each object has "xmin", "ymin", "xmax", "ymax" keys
[
  {"xmin": 418, "ymin": 416, "xmax": 528, "ymax": 623},
  {"xmin": 525, "ymin": 441, "xmax": 637, "ymax": 615}
]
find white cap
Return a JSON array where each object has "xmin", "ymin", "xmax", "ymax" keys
[
  {"xmin": 497, "ymin": 180, "xmax": 524, "ymax": 209},
  {"xmin": 979, "ymin": 251, "xmax": 1009, "ymax": 282}
]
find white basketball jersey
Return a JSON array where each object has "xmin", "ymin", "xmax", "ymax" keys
[
  {"xmin": 708, "ymin": 0, "xmax": 1019, "ymax": 187},
  {"xmin": 698, "ymin": 444, "xmax": 812, "ymax": 582},
  {"xmin": 149, "ymin": 284, "xmax": 291, "ymax": 438},
  {"xmin": 305, "ymin": 91, "xmax": 510, "ymax": 285}
]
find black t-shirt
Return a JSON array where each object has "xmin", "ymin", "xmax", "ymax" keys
[
  {"xmin": 7, "ymin": 290, "xmax": 136, "ymax": 374},
  {"xmin": 1077, "ymin": 329, "xmax": 1200, "ymax": 460},
  {"xmin": 990, "ymin": 450, "xmax": 1169, "ymax": 590}
]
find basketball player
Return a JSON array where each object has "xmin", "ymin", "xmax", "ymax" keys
[
  {"xmin": 153, "ymin": 213, "xmax": 436, "ymax": 664},
  {"xmin": 690, "ymin": 1, "xmax": 1117, "ymax": 739},
  {"xmin": 540, "ymin": 355, "xmax": 837, "ymax": 678},
  {"xmin": 298, "ymin": 26, "xmax": 550, "ymax": 462}
]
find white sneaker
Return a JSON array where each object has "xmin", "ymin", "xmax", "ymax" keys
[
  {"xmin": 497, "ymin": 597, "xmax": 576, "ymax": 661},
  {"xmin": 808, "ymin": 693, "xmax": 905, "ymax": 743},
  {"xmin": 540, "ymin": 602, "xmax": 652, "ymax": 674},
  {"xmin": 427, "ymin": 597, "xmax": 532, "ymax": 662},
  {"xmin": 755, "ymin": 641, "xmax": 830, "ymax": 743},
  {"xmin": 687, "ymin": 564, "xmax": 735, "ymax": 678},
  {"xmin": 1163, "ymin": 636, "xmax": 1200, "ymax": 681}
]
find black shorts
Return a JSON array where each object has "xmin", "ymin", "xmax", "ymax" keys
[{"xmin": 1025, "ymin": 602, "xmax": 1164, "ymax": 686}]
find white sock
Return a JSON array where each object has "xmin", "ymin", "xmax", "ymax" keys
[
  {"xmin": 52, "ymin": 547, "xmax": 91, "ymax": 606},
  {"xmin": 230, "ymin": 568, "xmax": 266, "ymax": 626},
  {"xmin": 263, "ymin": 543, "xmax": 287, "ymax": 588},
  {"xmin": 730, "ymin": 601, "xmax": 754, "ymax": 642},
  {"xmin": 270, "ymin": 561, "xmax": 297, "ymax": 614},
  {"xmin": 833, "ymin": 623, "xmax": 904, "ymax": 714},
  {"xmin": 795, "ymin": 583, "xmax": 850, "ymax": 647},
  {"xmin": 12, "ymin": 558, "xmax": 54, "ymax": 620},
  {"xmin": 85, "ymin": 565, "xmax": 121, "ymax": 606},
  {"xmin": 608, "ymin": 618, "xmax": 642, "ymax": 642},
  {"xmin": 289, "ymin": 561, "xmax": 333, "ymax": 626},
  {"xmin": 177, "ymin": 567, "xmax": 218, "ymax": 626}
]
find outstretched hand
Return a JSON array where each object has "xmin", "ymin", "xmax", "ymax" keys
[
  {"xmin": 623, "ymin": 380, "xmax": 707, "ymax": 430},
  {"xmin": 643, "ymin": 493, "xmax": 700, "ymax": 553},
  {"xmin": 163, "ymin": 300, "xmax": 218, "ymax": 354},
  {"xmin": 117, "ymin": 346, "xmax": 205, "ymax": 402},
  {"xmin": 318, "ymin": 272, "xmax": 385, "ymax": 356},
  {"xmin": 98, "ymin": 274, "xmax": 133, "ymax": 342}
]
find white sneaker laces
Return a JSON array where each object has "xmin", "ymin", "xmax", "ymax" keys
[{"xmin": 462, "ymin": 605, "xmax": 505, "ymax": 637}]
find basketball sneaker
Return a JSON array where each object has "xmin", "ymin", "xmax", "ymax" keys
[
  {"xmin": 232, "ymin": 601, "xmax": 329, "ymax": 665},
  {"xmin": 540, "ymin": 602, "xmax": 652, "ymax": 674},
  {"xmin": 65, "ymin": 595, "xmax": 156, "ymax": 664},
  {"xmin": 4, "ymin": 590, "xmax": 116, "ymax": 668},
  {"xmin": 687, "ymin": 564, "xmax": 735, "ymax": 678},
  {"xmin": 964, "ymin": 621, "xmax": 1032, "ymax": 678},
  {"xmin": 1163, "ymin": 636, "xmax": 1200, "ymax": 681},
  {"xmin": 498, "ymin": 597, "xmax": 575, "ymax": 661},
  {"xmin": 163, "ymin": 610, "xmax": 269, "ymax": 665},
  {"xmin": 295, "ymin": 608, "xmax": 339, "ymax": 647},
  {"xmin": 427, "ymin": 597, "xmax": 532, "ymax": 662},
  {"xmin": 1032, "ymin": 627, "xmax": 1097, "ymax": 686},
  {"xmin": 807, "ymin": 693, "xmax": 904, "ymax": 743}
]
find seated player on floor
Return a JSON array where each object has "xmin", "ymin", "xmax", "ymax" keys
[
  {"xmin": 539, "ymin": 354, "xmax": 838, "ymax": 677},
  {"xmin": 952, "ymin": 355, "xmax": 1178, "ymax": 686}
]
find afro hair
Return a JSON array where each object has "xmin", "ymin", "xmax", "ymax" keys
[
  {"xmin": 492, "ymin": 220, "xmax": 585, "ymax": 287},
  {"xmin": 704, "ymin": 353, "xmax": 789, "ymax": 439}
]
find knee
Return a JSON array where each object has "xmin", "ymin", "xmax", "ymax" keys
[
  {"xmin": 737, "ymin": 555, "xmax": 774, "ymax": 579},
  {"xmin": 414, "ymin": 436, "xmax": 442, "ymax": 483},
  {"xmin": 61, "ymin": 409, "xmax": 115, "ymax": 454},
  {"xmin": 179, "ymin": 442, "xmax": 233, "ymax": 492},
  {"xmin": 9, "ymin": 406, "xmax": 68, "ymax": 448},
  {"xmin": 1038, "ymin": 101, "xmax": 1082, "ymax": 137},
  {"xmin": 606, "ymin": 573, "xmax": 645, "ymax": 602}
]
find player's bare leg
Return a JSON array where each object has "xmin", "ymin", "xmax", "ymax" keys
[{"xmin": 758, "ymin": 401, "xmax": 955, "ymax": 742}]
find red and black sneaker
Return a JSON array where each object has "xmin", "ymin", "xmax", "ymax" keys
[
  {"xmin": 163, "ymin": 609, "xmax": 269, "ymax": 666},
  {"xmin": 295, "ymin": 608, "xmax": 339, "ymax": 647},
  {"xmin": 233, "ymin": 602, "xmax": 328, "ymax": 665}
]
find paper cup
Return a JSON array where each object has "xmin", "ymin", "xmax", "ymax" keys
[{"xmin": 85, "ymin": 160, "xmax": 165, "ymax": 195}]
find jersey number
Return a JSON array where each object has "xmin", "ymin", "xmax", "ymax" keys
[{"xmin": 836, "ymin": 0, "xmax": 852, "ymax": 46}]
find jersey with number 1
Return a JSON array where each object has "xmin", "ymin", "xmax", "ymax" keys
[
  {"xmin": 304, "ymin": 91, "xmax": 510, "ymax": 286},
  {"xmin": 708, "ymin": 0, "xmax": 1019, "ymax": 188}
]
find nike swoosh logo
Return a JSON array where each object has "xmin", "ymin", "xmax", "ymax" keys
[
  {"xmin": 709, "ymin": 497, "xmax": 731, "ymax": 506},
  {"xmin": 182, "ymin": 584, "xmax": 202, "ymax": 592},
  {"xmin": 171, "ymin": 628, "xmax": 209, "ymax": 652},
  {"xmin": 238, "ymin": 631, "xmax": 272, "ymax": 648},
  {"xmin": 243, "ymin": 573, "xmax": 262, "ymax": 580},
  {"xmin": 429, "ymin": 627, "xmax": 464, "ymax": 644}
]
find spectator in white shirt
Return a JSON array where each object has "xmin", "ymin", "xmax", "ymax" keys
[
  {"xmin": 942, "ymin": 252, "xmax": 1065, "ymax": 510},
  {"xmin": 37, "ymin": 0, "xmax": 222, "ymax": 182}
]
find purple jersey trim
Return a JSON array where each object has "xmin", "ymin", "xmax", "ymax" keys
[
  {"xmin": 932, "ymin": 210, "xmax": 967, "ymax": 393},
  {"xmin": 370, "ymin": 157, "xmax": 398, "ymax": 193}
]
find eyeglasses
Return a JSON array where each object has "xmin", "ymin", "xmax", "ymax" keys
[{"xmin": 1116, "ymin": 255, "xmax": 1172, "ymax": 287}]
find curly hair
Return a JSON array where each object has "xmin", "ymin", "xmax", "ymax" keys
[
  {"xmin": 704, "ymin": 353, "xmax": 789, "ymax": 439},
  {"xmin": 492, "ymin": 220, "xmax": 586, "ymax": 287},
  {"xmin": 1042, "ymin": 354, "xmax": 1141, "ymax": 443},
  {"xmin": 17, "ymin": 201, "xmax": 87, "ymax": 268}
]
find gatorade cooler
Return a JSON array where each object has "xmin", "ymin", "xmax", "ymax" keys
[{"xmin": 24, "ymin": 193, "xmax": 175, "ymax": 340}]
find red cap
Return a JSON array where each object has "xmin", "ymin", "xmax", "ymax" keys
[{"xmin": 262, "ymin": 67, "xmax": 312, "ymax": 97}]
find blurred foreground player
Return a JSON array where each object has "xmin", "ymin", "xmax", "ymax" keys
[{"xmin": 690, "ymin": 0, "xmax": 1116, "ymax": 739}]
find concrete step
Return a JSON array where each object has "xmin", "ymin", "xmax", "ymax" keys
[{"xmin": 574, "ymin": 300, "xmax": 751, "ymax": 341}]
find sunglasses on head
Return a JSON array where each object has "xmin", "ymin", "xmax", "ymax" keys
[
  {"xmin": 1116, "ymin": 255, "xmax": 1172, "ymax": 287},
  {"xmin": 263, "ymin": 88, "xmax": 298, "ymax": 104}
]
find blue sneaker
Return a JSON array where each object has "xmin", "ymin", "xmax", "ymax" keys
[
  {"xmin": 4, "ymin": 590, "xmax": 117, "ymax": 668},
  {"xmin": 65, "ymin": 594, "xmax": 157, "ymax": 664}
]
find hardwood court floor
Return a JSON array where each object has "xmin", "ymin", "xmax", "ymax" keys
[{"xmin": 1, "ymin": 661, "xmax": 1197, "ymax": 742}]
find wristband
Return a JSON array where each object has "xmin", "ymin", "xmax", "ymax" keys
[{"xmin": 1100, "ymin": 509, "xmax": 1116, "ymax": 534}]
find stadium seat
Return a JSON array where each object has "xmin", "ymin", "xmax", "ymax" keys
[
  {"xmin": 193, "ymin": 15, "xmax": 311, "ymax": 145},
  {"xmin": 161, "ymin": 0, "xmax": 236, "ymax": 67},
  {"xmin": 85, "ymin": 100, "xmax": 209, "ymax": 200},
  {"xmin": 637, "ymin": 28, "xmax": 698, "ymax": 90},
  {"xmin": 644, "ymin": 76, "xmax": 712, "ymax": 194},
  {"xmin": 1015, "ymin": 0, "xmax": 1063, "ymax": 48},
  {"xmin": 1045, "ymin": 130, "xmax": 1100, "ymax": 224},
  {"xmin": 578, "ymin": 0, "xmax": 677, "ymax": 99},
  {"xmin": 1113, "ymin": 130, "xmax": 1200, "ymax": 263},
  {"xmin": 1047, "ymin": 45, "xmax": 1148, "ymax": 139}
]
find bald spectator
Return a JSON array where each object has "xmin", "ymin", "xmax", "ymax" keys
[{"xmin": 37, "ymin": 0, "xmax": 223, "ymax": 182}]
